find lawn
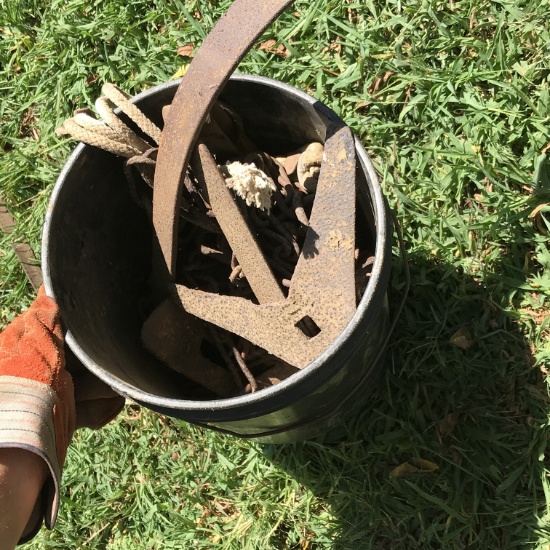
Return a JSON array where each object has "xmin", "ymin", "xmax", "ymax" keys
[{"xmin": 1, "ymin": 0, "xmax": 550, "ymax": 548}]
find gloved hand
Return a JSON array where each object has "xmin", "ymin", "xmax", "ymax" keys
[
  {"xmin": 66, "ymin": 345, "xmax": 126, "ymax": 430},
  {"xmin": 0, "ymin": 287, "xmax": 124, "ymax": 543}
]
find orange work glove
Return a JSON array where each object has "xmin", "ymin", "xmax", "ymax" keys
[{"xmin": 0, "ymin": 287, "xmax": 124, "ymax": 543}]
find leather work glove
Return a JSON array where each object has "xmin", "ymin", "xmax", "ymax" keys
[{"xmin": 0, "ymin": 287, "xmax": 125, "ymax": 543}]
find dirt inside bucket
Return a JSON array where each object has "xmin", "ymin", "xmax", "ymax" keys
[{"xmin": 133, "ymin": 101, "xmax": 375, "ymax": 398}]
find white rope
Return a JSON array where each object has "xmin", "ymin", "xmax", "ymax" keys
[
  {"xmin": 95, "ymin": 97, "xmax": 152, "ymax": 153},
  {"xmin": 56, "ymin": 83, "xmax": 161, "ymax": 158},
  {"xmin": 57, "ymin": 119, "xmax": 143, "ymax": 158},
  {"xmin": 102, "ymin": 83, "xmax": 162, "ymax": 144}
]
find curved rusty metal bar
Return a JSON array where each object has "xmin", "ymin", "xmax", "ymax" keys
[{"xmin": 152, "ymin": 0, "xmax": 295, "ymax": 277}]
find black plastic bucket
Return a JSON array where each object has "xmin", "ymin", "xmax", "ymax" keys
[{"xmin": 42, "ymin": 76, "xmax": 392, "ymax": 443}]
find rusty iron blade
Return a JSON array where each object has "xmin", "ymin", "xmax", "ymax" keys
[
  {"xmin": 194, "ymin": 144, "xmax": 285, "ymax": 304},
  {"xmin": 286, "ymin": 125, "xmax": 357, "ymax": 334},
  {"xmin": 153, "ymin": 0, "xmax": 295, "ymax": 278},
  {"xmin": 177, "ymin": 124, "xmax": 357, "ymax": 369}
]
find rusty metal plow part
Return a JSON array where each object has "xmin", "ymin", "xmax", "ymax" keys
[
  {"xmin": 193, "ymin": 144, "xmax": 286, "ymax": 305},
  {"xmin": 141, "ymin": 299, "xmax": 237, "ymax": 397},
  {"xmin": 152, "ymin": 0, "xmax": 295, "ymax": 277},
  {"xmin": 177, "ymin": 125, "xmax": 357, "ymax": 369}
]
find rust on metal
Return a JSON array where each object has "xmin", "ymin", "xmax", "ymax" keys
[
  {"xmin": 141, "ymin": 299, "xmax": 236, "ymax": 397},
  {"xmin": 152, "ymin": 0, "xmax": 295, "ymax": 277},
  {"xmin": 194, "ymin": 143, "xmax": 285, "ymax": 305},
  {"xmin": 176, "ymin": 124, "xmax": 357, "ymax": 369}
]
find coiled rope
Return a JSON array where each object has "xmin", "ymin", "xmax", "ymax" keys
[{"xmin": 56, "ymin": 83, "xmax": 161, "ymax": 158}]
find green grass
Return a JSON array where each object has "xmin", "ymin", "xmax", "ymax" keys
[{"xmin": 1, "ymin": 0, "xmax": 550, "ymax": 547}]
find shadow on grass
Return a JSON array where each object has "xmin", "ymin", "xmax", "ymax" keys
[{"xmin": 264, "ymin": 247, "xmax": 550, "ymax": 549}]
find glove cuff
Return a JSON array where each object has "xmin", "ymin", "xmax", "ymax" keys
[{"xmin": 0, "ymin": 375, "xmax": 63, "ymax": 535}]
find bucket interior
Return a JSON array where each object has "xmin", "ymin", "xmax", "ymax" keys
[{"xmin": 44, "ymin": 78, "xmax": 381, "ymax": 405}]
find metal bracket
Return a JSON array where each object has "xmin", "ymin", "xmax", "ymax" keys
[{"xmin": 177, "ymin": 125, "xmax": 357, "ymax": 369}]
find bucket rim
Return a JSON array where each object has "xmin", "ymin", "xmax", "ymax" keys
[{"xmin": 42, "ymin": 74, "xmax": 391, "ymax": 413}]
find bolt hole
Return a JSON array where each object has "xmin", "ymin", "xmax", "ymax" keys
[{"xmin": 295, "ymin": 316, "xmax": 321, "ymax": 338}]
